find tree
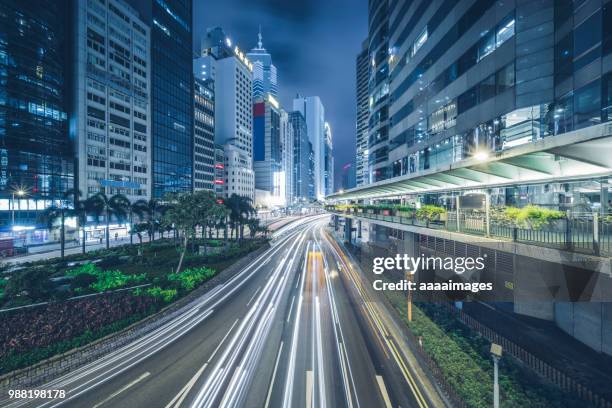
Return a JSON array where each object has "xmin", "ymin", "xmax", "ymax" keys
[
  {"xmin": 39, "ymin": 189, "xmax": 79, "ymax": 259},
  {"xmin": 89, "ymin": 192, "xmax": 130, "ymax": 249},
  {"xmin": 224, "ymin": 194, "xmax": 255, "ymax": 241},
  {"xmin": 162, "ymin": 192, "xmax": 200, "ymax": 274},
  {"xmin": 247, "ymin": 217, "xmax": 261, "ymax": 239},
  {"xmin": 128, "ymin": 199, "xmax": 149, "ymax": 245},
  {"xmin": 63, "ymin": 189, "xmax": 97, "ymax": 254},
  {"xmin": 143, "ymin": 199, "xmax": 166, "ymax": 242}
]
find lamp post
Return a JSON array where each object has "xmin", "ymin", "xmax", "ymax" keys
[
  {"xmin": 11, "ymin": 189, "xmax": 26, "ymax": 228},
  {"xmin": 490, "ymin": 343, "xmax": 503, "ymax": 408}
]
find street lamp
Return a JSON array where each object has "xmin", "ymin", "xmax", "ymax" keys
[
  {"xmin": 11, "ymin": 188, "xmax": 27, "ymax": 228},
  {"xmin": 474, "ymin": 150, "xmax": 490, "ymax": 161},
  {"xmin": 490, "ymin": 343, "xmax": 503, "ymax": 408}
]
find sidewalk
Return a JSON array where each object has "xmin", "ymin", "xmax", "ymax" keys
[{"xmin": 462, "ymin": 301, "xmax": 612, "ymax": 401}]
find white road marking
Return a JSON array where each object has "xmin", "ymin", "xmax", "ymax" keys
[
  {"xmin": 287, "ymin": 295, "xmax": 296, "ymax": 322},
  {"xmin": 376, "ymin": 375, "xmax": 392, "ymax": 408},
  {"xmin": 92, "ymin": 371, "xmax": 150, "ymax": 408},
  {"xmin": 264, "ymin": 341, "xmax": 284, "ymax": 408},
  {"xmin": 164, "ymin": 363, "xmax": 208, "ymax": 408},
  {"xmin": 246, "ymin": 286, "xmax": 261, "ymax": 307},
  {"xmin": 306, "ymin": 370, "xmax": 313, "ymax": 408},
  {"xmin": 208, "ymin": 319, "xmax": 240, "ymax": 363}
]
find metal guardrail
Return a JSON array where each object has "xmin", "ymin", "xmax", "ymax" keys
[{"xmin": 330, "ymin": 209, "xmax": 612, "ymax": 257}]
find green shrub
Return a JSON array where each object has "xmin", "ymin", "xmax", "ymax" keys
[
  {"xmin": 416, "ymin": 205, "xmax": 447, "ymax": 221},
  {"xmin": 168, "ymin": 267, "xmax": 216, "ymax": 291},
  {"xmin": 66, "ymin": 264, "xmax": 145, "ymax": 292},
  {"xmin": 139, "ymin": 286, "xmax": 177, "ymax": 302},
  {"xmin": 500, "ymin": 205, "xmax": 565, "ymax": 229}
]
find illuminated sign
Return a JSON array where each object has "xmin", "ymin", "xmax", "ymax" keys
[
  {"xmin": 233, "ymin": 46, "xmax": 253, "ymax": 71},
  {"xmin": 267, "ymin": 94, "xmax": 279, "ymax": 109}
]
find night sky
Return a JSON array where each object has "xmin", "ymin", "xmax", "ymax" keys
[{"xmin": 193, "ymin": 0, "xmax": 368, "ymax": 190}]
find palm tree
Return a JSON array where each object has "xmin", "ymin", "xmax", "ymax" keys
[
  {"xmin": 89, "ymin": 192, "xmax": 130, "ymax": 249},
  {"xmin": 247, "ymin": 217, "xmax": 261, "ymax": 239},
  {"xmin": 128, "ymin": 199, "xmax": 149, "ymax": 245},
  {"xmin": 66, "ymin": 189, "xmax": 97, "ymax": 254},
  {"xmin": 39, "ymin": 188, "xmax": 83, "ymax": 259},
  {"xmin": 143, "ymin": 199, "xmax": 165, "ymax": 242},
  {"xmin": 224, "ymin": 194, "xmax": 255, "ymax": 241}
]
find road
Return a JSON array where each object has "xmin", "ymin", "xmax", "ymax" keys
[{"xmin": 1, "ymin": 216, "xmax": 442, "ymax": 408}]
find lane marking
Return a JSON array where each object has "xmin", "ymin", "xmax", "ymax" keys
[
  {"xmin": 246, "ymin": 286, "xmax": 261, "ymax": 307},
  {"xmin": 92, "ymin": 371, "xmax": 150, "ymax": 408},
  {"xmin": 164, "ymin": 363, "xmax": 208, "ymax": 408},
  {"xmin": 287, "ymin": 295, "xmax": 295, "ymax": 323},
  {"xmin": 264, "ymin": 341, "xmax": 284, "ymax": 408},
  {"xmin": 306, "ymin": 370, "xmax": 313, "ymax": 408},
  {"xmin": 376, "ymin": 375, "xmax": 392, "ymax": 408},
  {"xmin": 208, "ymin": 319, "xmax": 239, "ymax": 364}
]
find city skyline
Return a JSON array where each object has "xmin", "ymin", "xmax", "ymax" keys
[{"xmin": 193, "ymin": 0, "xmax": 367, "ymax": 190}]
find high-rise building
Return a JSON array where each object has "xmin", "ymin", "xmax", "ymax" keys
[
  {"xmin": 0, "ymin": 0, "xmax": 74, "ymax": 231},
  {"xmin": 367, "ymin": 0, "xmax": 390, "ymax": 184},
  {"xmin": 280, "ymin": 109, "xmax": 294, "ymax": 205},
  {"xmin": 71, "ymin": 0, "xmax": 151, "ymax": 201},
  {"xmin": 192, "ymin": 73, "xmax": 215, "ymax": 191},
  {"xmin": 355, "ymin": 39, "xmax": 370, "ymax": 187},
  {"xmin": 292, "ymin": 96, "xmax": 326, "ymax": 200},
  {"xmin": 201, "ymin": 27, "xmax": 255, "ymax": 201},
  {"xmin": 223, "ymin": 143, "xmax": 254, "ymax": 200},
  {"xmin": 290, "ymin": 111, "xmax": 310, "ymax": 201},
  {"xmin": 246, "ymin": 28, "xmax": 278, "ymax": 100},
  {"xmin": 324, "ymin": 122, "xmax": 334, "ymax": 196},
  {"xmin": 131, "ymin": 0, "xmax": 193, "ymax": 197},
  {"xmin": 253, "ymin": 94, "xmax": 283, "ymax": 206},
  {"xmin": 340, "ymin": 162, "xmax": 356, "ymax": 191},
  {"xmin": 213, "ymin": 143, "xmax": 225, "ymax": 197}
]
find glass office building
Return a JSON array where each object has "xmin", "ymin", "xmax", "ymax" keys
[
  {"xmin": 0, "ymin": 1, "xmax": 74, "ymax": 230},
  {"xmin": 367, "ymin": 0, "xmax": 391, "ymax": 183},
  {"xmin": 372, "ymin": 0, "xmax": 612, "ymax": 181},
  {"xmin": 147, "ymin": 0, "xmax": 193, "ymax": 197}
]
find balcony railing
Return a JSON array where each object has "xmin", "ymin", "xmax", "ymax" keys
[{"xmin": 329, "ymin": 209, "xmax": 612, "ymax": 257}]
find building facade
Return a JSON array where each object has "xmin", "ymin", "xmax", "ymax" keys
[
  {"xmin": 192, "ymin": 75, "xmax": 215, "ymax": 191},
  {"xmin": 253, "ymin": 95, "xmax": 283, "ymax": 205},
  {"xmin": 246, "ymin": 29, "xmax": 278, "ymax": 100},
  {"xmin": 213, "ymin": 143, "xmax": 225, "ymax": 197},
  {"xmin": 324, "ymin": 121, "xmax": 334, "ymax": 196},
  {"xmin": 141, "ymin": 0, "xmax": 193, "ymax": 197},
  {"xmin": 381, "ymin": 0, "xmax": 612, "ymax": 184},
  {"xmin": 0, "ymin": 0, "xmax": 74, "ymax": 233},
  {"xmin": 281, "ymin": 109, "xmax": 294, "ymax": 205},
  {"xmin": 290, "ymin": 111, "xmax": 311, "ymax": 201},
  {"xmin": 355, "ymin": 39, "xmax": 370, "ymax": 186},
  {"xmin": 367, "ymin": 0, "xmax": 391, "ymax": 183},
  {"xmin": 72, "ymin": 0, "xmax": 151, "ymax": 201},
  {"xmin": 223, "ymin": 143, "xmax": 254, "ymax": 200},
  {"xmin": 201, "ymin": 27, "xmax": 255, "ymax": 201},
  {"xmin": 293, "ymin": 96, "xmax": 326, "ymax": 200},
  {"xmin": 340, "ymin": 162, "xmax": 356, "ymax": 191}
]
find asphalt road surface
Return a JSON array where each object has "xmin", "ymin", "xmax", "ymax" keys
[{"xmin": 1, "ymin": 216, "xmax": 441, "ymax": 408}]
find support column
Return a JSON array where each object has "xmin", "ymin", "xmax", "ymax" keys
[
  {"xmin": 357, "ymin": 220, "xmax": 362, "ymax": 238},
  {"xmin": 344, "ymin": 218, "xmax": 352, "ymax": 243},
  {"xmin": 601, "ymin": 179, "xmax": 609, "ymax": 216}
]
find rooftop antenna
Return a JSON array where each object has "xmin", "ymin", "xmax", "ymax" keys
[{"xmin": 258, "ymin": 25, "xmax": 263, "ymax": 49}]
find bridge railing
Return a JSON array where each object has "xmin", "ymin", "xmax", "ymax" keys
[{"xmin": 329, "ymin": 209, "xmax": 612, "ymax": 257}]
